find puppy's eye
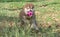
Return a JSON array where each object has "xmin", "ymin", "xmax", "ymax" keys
[{"xmin": 27, "ymin": 7, "xmax": 29, "ymax": 8}]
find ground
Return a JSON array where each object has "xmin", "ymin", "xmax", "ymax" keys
[{"xmin": 0, "ymin": 0, "xmax": 60, "ymax": 37}]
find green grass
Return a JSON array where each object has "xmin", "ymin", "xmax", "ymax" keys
[{"xmin": 0, "ymin": 0, "xmax": 60, "ymax": 37}]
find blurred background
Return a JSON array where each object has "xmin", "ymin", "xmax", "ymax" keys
[{"xmin": 0, "ymin": 0, "xmax": 60, "ymax": 37}]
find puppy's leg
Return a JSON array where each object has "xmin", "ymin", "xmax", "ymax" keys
[
  {"xmin": 30, "ymin": 19, "xmax": 39, "ymax": 30},
  {"xmin": 19, "ymin": 16, "xmax": 30, "ymax": 32},
  {"xmin": 20, "ymin": 17, "xmax": 27, "ymax": 27}
]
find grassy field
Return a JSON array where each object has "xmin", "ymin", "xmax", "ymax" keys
[{"xmin": 0, "ymin": 0, "xmax": 60, "ymax": 37}]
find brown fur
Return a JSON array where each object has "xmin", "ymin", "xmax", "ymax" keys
[{"xmin": 19, "ymin": 3, "xmax": 39, "ymax": 30}]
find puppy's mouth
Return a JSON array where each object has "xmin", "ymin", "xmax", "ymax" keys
[{"xmin": 27, "ymin": 11, "xmax": 33, "ymax": 17}]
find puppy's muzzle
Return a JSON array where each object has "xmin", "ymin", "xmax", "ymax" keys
[{"xmin": 27, "ymin": 11, "xmax": 33, "ymax": 17}]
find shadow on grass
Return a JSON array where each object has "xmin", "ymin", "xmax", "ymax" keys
[
  {"xmin": 0, "ymin": 0, "xmax": 45, "ymax": 2},
  {"xmin": 0, "ymin": 15, "xmax": 20, "ymax": 22}
]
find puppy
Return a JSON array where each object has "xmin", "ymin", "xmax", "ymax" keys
[{"xmin": 19, "ymin": 3, "xmax": 39, "ymax": 30}]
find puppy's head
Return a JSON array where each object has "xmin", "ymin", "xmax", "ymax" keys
[{"xmin": 23, "ymin": 3, "xmax": 34, "ymax": 17}]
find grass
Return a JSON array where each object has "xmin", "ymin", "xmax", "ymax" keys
[{"xmin": 0, "ymin": 0, "xmax": 60, "ymax": 37}]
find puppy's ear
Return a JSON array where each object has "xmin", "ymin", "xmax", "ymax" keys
[
  {"xmin": 29, "ymin": 3, "xmax": 34, "ymax": 9},
  {"xmin": 23, "ymin": 3, "xmax": 34, "ymax": 9},
  {"xmin": 22, "ymin": 3, "xmax": 28, "ymax": 9}
]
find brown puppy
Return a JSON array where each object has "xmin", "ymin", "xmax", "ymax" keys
[{"xmin": 19, "ymin": 3, "xmax": 39, "ymax": 30}]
